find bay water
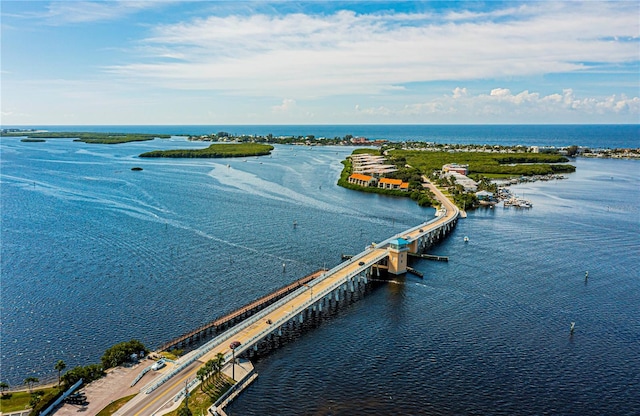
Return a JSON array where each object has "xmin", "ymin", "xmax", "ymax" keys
[{"xmin": 1, "ymin": 125, "xmax": 638, "ymax": 414}]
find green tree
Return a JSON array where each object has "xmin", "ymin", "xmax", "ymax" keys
[
  {"xmin": 214, "ymin": 353, "xmax": 225, "ymax": 382},
  {"xmin": 101, "ymin": 339, "xmax": 147, "ymax": 369},
  {"xmin": 54, "ymin": 360, "xmax": 66, "ymax": 389},
  {"xmin": 29, "ymin": 392, "xmax": 43, "ymax": 408},
  {"xmin": 196, "ymin": 366, "xmax": 208, "ymax": 393},
  {"xmin": 178, "ymin": 405, "xmax": 193, "ymax": 416},
  {"xmin": 566, "ymin": 145, "xmax": 579, "ymax": 157},
  {"xmin": 0, "ymin": 381, "xmax": 9, "ymax": 396},
  {"xmin": 23, "ymin": 376, "xmax": 39, "ymax": 393}
]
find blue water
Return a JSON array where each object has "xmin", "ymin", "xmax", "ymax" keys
[
  {"xmin": 2, "ymin": 124, "xmax": 639, "ymax": 148},
  {"xmin": 1, "ymin": 126, "xmax": 639, "ymax": 415}
]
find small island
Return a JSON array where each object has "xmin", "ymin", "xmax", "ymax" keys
[
  {"xmin": 139, "ymin": 143, "xmax": 274, "ymax": 158},
  {"xmin": 1, "ymin": 131, "xmax": 170, "ymax": 144}
]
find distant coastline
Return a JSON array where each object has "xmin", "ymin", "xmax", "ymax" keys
[{"xmin": 2, "ymin": 126, "xmax": 638, "ymax": 158}]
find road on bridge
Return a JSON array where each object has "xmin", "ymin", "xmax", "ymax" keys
[{"xmin": 118, "ymin": 181, "xmax": 459, "ymax": 416}]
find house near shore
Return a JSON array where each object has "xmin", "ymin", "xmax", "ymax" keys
[
  {"xmin": 442, "ymin": 163, "xmax": 469, "ymax": 175},
  {"xmin": 443, "ymin": 171, "xmax": 478, "ymax": 192},
  {"xmin": 378, "ymin": 178, "xmax": 409, "ymax": 191},
  {"xmin": 348, "ymin": 153, "xmax": 408, "ymax": 191},
  {"xmin": 475, "ymin": 190, "xmax": 495, "ymax": 201},
  {"xmin": 348, "ymin": 173, "xmax": 377, "ymax": 187}
]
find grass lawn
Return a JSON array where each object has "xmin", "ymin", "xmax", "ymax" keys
[
  {"xmin": 96, "ymin": 394, "xmax": 137, "ymax": 416},
  {"xmin": 165, "ymin": 377, "xmax": 233, "ymax": 416},
  {"xmin": 0, "ymin": 387, "xmax": 58, "ymax": 413}
]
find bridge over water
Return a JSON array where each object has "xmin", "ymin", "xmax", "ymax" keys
[{"xmin": 116, "ymin": 183, "xmax": 460, "ymax": 416}]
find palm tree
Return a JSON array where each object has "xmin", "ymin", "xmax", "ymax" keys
[
  {"xmin": 196, "ymin": 367, "xmax": 208, "ymax": 393},
  {"xmin": 214, "ymin": 352, "xmax": 225, "ymax": 384},
  {"xmin": 204, "ymin": 360, "xmax": 215, "ymax": 389},
  {"xmin": 23, "ymin": 377, "xmax": 39, "ymax": 393},
  {"xmin": 54, "ymin": 360, "xmax": 66, "ymax": 389}
]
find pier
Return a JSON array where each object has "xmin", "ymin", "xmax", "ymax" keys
[
  {"xmin": 156, "ymin": 269, "xmax": 326, "ymax": 352},
  {"xmin": 116, "ymin": 184, "xmax": 460, "ymax": 416}
]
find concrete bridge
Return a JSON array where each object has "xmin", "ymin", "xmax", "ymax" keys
[{"xmin": 116, "ymin": 183, "xmax": 460, "ymax": 416}]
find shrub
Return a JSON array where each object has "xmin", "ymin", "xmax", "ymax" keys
[{"xmin": 101, "ymin": 339, "xmax": 147, "ymax": 370}]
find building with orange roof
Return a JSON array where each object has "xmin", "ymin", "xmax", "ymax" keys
[
  {"xmin": 378, "ymin": 177, "xmax": 409, "ymax": 191},
  {"xmin": 348, "ymin": 173, "xmax": 377, "ymax": 187}
]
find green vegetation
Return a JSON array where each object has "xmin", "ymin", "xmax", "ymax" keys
[
  {"xmin": 139, "ymin": 143, "xmax": 274, "ymax": 158},
  {"xmin": 2, "ymin": 131, "xmax": 170, "ymax": 144},
  {"xmin": 55, "ymin": 360, "xmax": 66, "ymax": 389},
  {"xmin": 388, "ymin": 149, "xmax": 575, "ymax": 177},
  {"xmin": 20, "ymin": 138, "xmax": 46, "ymax": 142},
  {"xmin": 61, "ymin": 363, "xmax": 104, "ymax": 387},
  {"xmin": 161, "ymin": 348, "xmax": 184, "ymax": 361},
  {"xmin": 0, "ymin": 382, "xmax": 8, "ymax": 396},
  {"xmin": 0, "ymin": 386, "xmax": 59, "ymax": 414},
  {"xmin": 23, "ymin": 377, "xmax": 39, "ymax": 393},
  {"xmin": 101, "ymin": 339, "xmax": 147, "ymax": 370},
  {"xmin": 28, "ymin": 388, "xmax": 64, "ymax": 416},
  {"xmin": 166, "ymin": 378, "xmax": 233, "ymax": 416},
  {"xmin": 337, "ymin": 149, "xmax": 437, "ymax": 207},
  {"xmin": 96, "ymin": 394, "xmax": 137, "ymax": 416},
  {"xmin": 339, "ymin": 145, "xmax": 575, "ymax": 210}
]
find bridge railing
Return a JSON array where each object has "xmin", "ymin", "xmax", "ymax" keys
[
  {"xmin": 141, "ymin": 209, "xmax": 458, "ymax": 394},
  {"xmin": 230, "ymin": 250, "xmax": 391, "ymax": 358}
]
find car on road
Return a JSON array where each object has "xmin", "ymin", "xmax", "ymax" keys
[
  {"xmin": 151, "ymin": 358, "xmax": 166, "ymax": 371},
  {"xmin": 358, "ymin": 261, "xmax": 365, "ymax": 266},
  {"xmin": 229, "ymin": 340, "xmax": 241, "ymax": 350}
]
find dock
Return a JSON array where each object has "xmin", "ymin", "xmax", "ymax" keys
[{"xmin": 408, "ymin": 252, "xmax": 449, "ymax": 262}]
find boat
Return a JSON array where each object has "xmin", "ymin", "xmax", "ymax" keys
[{"xmin": 464, "ymin": 236, "xmax": 469, "ymax": 242}]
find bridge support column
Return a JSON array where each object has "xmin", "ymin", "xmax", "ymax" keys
[{"xmin": 388, "ymin": 238, "xmax": 409, "ymax": 275}]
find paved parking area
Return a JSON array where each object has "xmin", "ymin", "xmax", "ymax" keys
[{"xmin": 54, "ymin": 358, "xmax": 159, "ymax": 416}]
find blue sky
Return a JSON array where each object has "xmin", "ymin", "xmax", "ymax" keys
[{"xmin": 1, "ymin": 1, "xmax": 639, "ymax": 125}]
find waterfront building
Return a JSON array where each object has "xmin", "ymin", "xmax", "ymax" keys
[
  {"xmin": 348, "ymin": 173, "xmax": 377, "ymax": 187},
  {"xmin": 475, "ymin": 190, "xmax": 495, "ymax": 200},
  {"xmin": 443, "ymin": 172, "xmax": 478, "ymax": 192},
  {"xmin": 350, "ymin": 154, "xmax": 398, "ymax": 177},
  {"xmin": 378, "ymin": 178, "xmax": 409, "ymax": 191},
  {"xmin": 442, "ymin": 163, "xmax": 469, "ymax": 175}
]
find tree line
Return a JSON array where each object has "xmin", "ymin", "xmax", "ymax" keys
[
  {"xmin": 0, "ymin": 339, "xmax": 147, "ymax": 415},
  {"xmin": 139, "ymin": 143, "xmax": 274, "ymax": 158}
]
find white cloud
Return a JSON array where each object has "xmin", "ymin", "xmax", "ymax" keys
[
  {"xmin": 452, "ymin": 87, "xmax": 468, "ymax": 99},
  {"xmin": 42, "ymin": 1, "xmax": 169, "ymax": 24},
  {"xmin": 272, "ymin": 98, "xmax": 297, "ymax": 113},
  {"xmin": 354, "ymin": 87, "xmax": 640, "ymax": 121},
  {"xmin": 106, "ymin": 2, "xmax": 639, "ymax": 99}
]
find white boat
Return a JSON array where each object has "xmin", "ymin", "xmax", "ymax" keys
[{"xmin": 464, "ymin": 236, "xmax": 469, "ymax": 242}]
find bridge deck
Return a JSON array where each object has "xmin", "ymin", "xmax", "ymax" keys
[
  {"xmin": 118, "ymin": 182, "xmax": 460, "ymax": 416},
  {"xmin": 157, "ymin": 269, "xmax": 326, "ymax": 352}
]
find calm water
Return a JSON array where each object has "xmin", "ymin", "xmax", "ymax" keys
[
  {"xmin": 1, "ymin": 126, "xmax": 639, "ymax": 415},
  {"xmin": 2, "ymin": 124, "xmax": 639, "ymax": 148}
]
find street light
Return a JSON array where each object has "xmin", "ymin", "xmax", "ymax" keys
[
  {"xmin": 229, "ymin": 341, "xmax": 241, "ymax": 380},
  {"xmin": 304, "ymin": 284, "xmax": 313, "ymax": 299}
]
